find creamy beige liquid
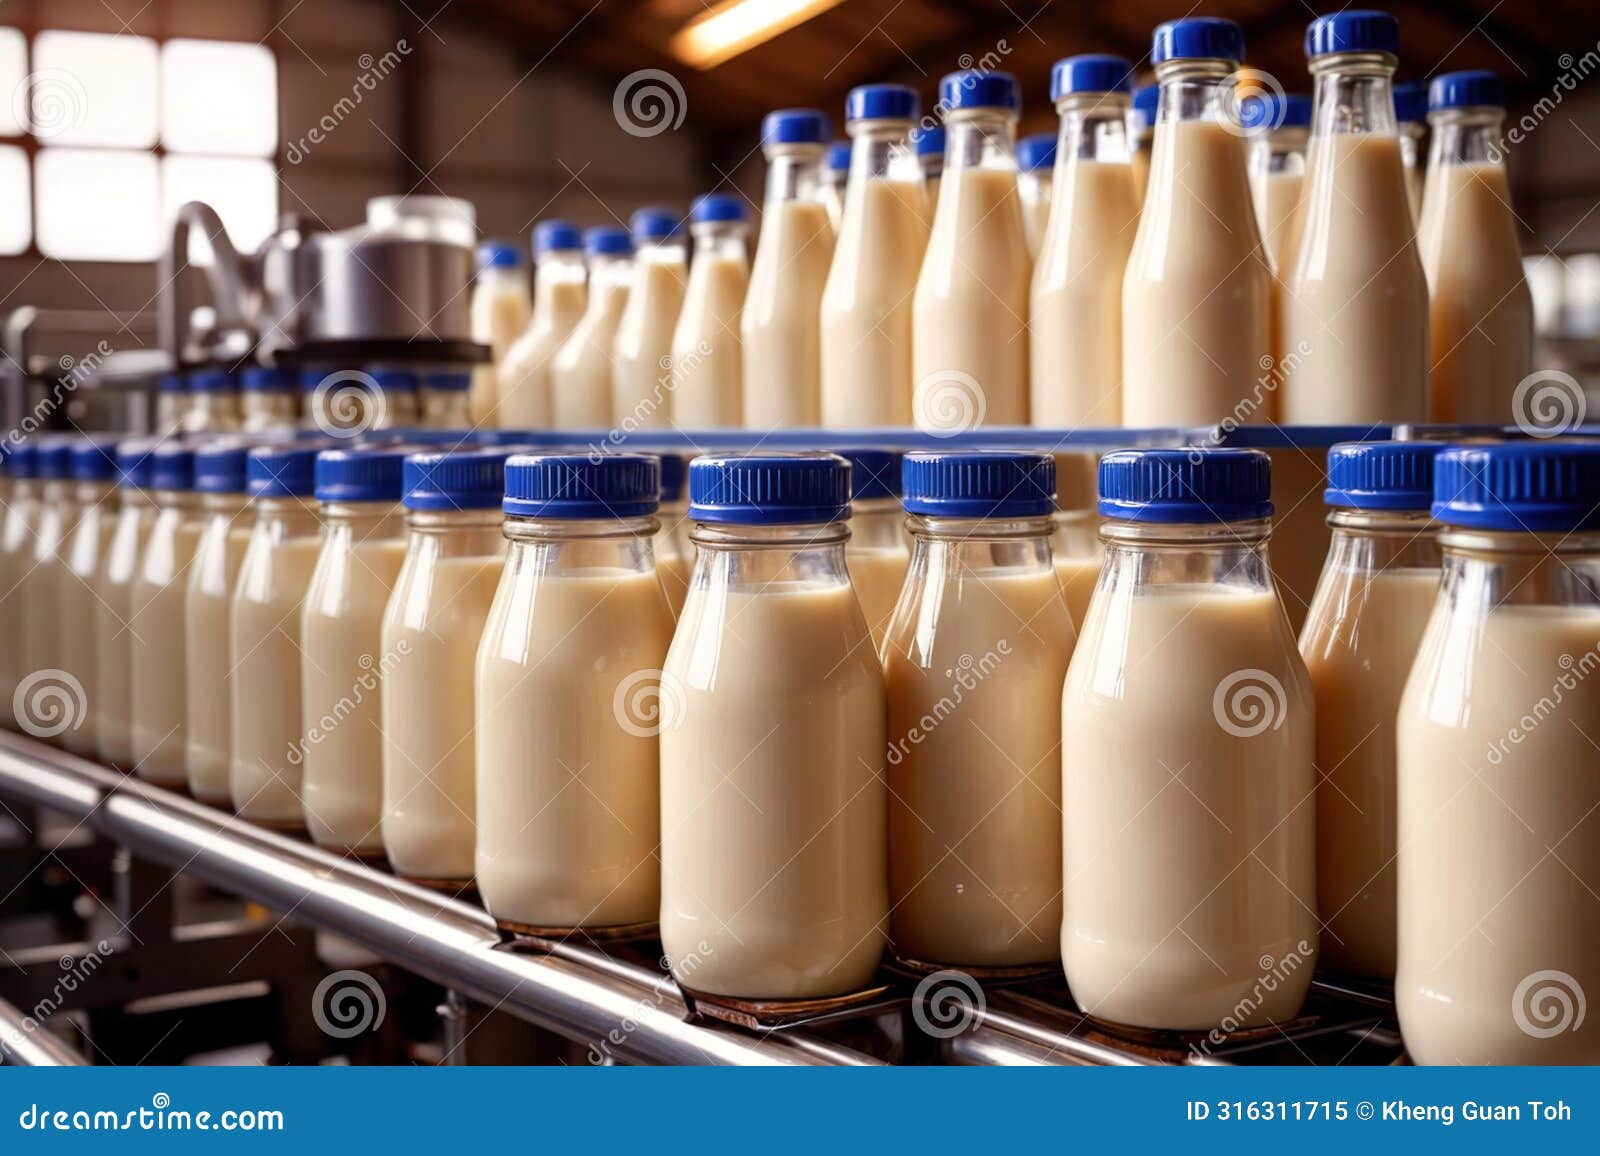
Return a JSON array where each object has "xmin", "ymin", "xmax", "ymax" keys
[
  {"xmin": 914, "ymin": 167, "xmax": 1031, "ymax": 428},
  {"xmin": 230, "ymin": 533, "xmax": 322, "ymax": 825},
  {"xmin": 185, "ymin": 515, "xmax": 252, "ymax": 803},
  {"xmin": 670, "ymin": 253, "xmax": 746, "ymax": 428},
  {"xmin": 885, "ymin": 566, "xmax": 1075, "ymax": 967},
  {"xmin": 654, "ymin": 503, "xmax": 692, "ymax": 617},
  {"xmin": 612, "ymin": 255, "xmax": 686, "ymax": 430},
  {"xmin": 381, "ymin": 552, "xmax": 504, "ymax": 883},
  {"xmin": 1053, "ymin": 554, "xmax": 1100, "ymax": 630},
  {"xmin": 1417, "ymin": 163, "xmax": 1534, "ymax": 423},
  {"xmin": 58, "ymin": 486, "xmax": 114, "ymax": 755},
  {"xmin": 300, "ymin": 532, "xmax": 407, "ymax": 855},
  {"xmin": 820, "ymin": 178, "xmax": 927, "ymax": 427},
  {"xmin": 1279, "ymin": 134, "xmax": 1430, "ymax": 424},
  {"xmin": 1031, "ymin": 160, "xmax": 1140, "ymax": 426},
  {"xmin": 1404, "ymin": 164, "xmax": 1424, "ymax": 226},
  {"xmin": 1131, "ymin": 138, "xmax": 1151, "ymax": 206},
  {"xmin": 1398, "ymin": 603, "xmax": 1600, "ymax": 1064},
  {"xmin": 0, "ymin": 482, "xmax": 35, "ymax": 729},
  {"xmin": 551, "ymin": 273, "xmax": 629, "ymax": 429},
  {"xmin": 660, "ymin": 580, "xmax": 887, "ymax": 999},
  {"xmin": 1123, "ymin": 121, "xmax": 1274, "ymax": 427},
  {"xmin": 848, "ymin": 546, "xmax": 909, "ymax": 653},
  {"xmin": 498, "ymin": 276, "xmax": 587, "ymax": 427},
  {"xmin": 1022, "ymin": 178, "xmax": 1051, "ymax": 261},
  {"xmin": 129, "ymin": 503, "xmax": 203, "ymax": 786},
  {"xmin": 21, "ymin": 486, "xmax": 70, "ymax": 681},
  {"xmin": 476, "ymin": 565, "xmax": 674, "ymax": 930},
  {"xmin": 1062, "ymin": 584, "xmax": 1317, "ymax": 1029},
  {"xmin": 1300, "ymin": 565, "xmax": 1439, "ymax": 979},
  {"xmin": 743, "ymin": 200, "xmax": 833, "ymax": 428},
  {"xmin": 1253, "ymin": 171, "xmax": 1304, "ymax": 271},
  {"xmin": 469, "ymin": 271, "xmax": 533, "ymax": 423},
  {"xmin": 94, "ymin": 500, "xmax": 157, "ymax": 768}
]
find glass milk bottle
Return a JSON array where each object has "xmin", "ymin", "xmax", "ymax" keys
[
  {"xmin": 1062, "ymin": 449, "xmax": 1317, "ymax": 1030},
  {"xmin": 368, "ymin": 368, "xmax": 420, "ymax": 429},
  {"xmin": 300, "ymin": 447, "xmax": 410, "ymax": 857},
  {"xmin": 1246, "ymin": 92, "xmax": 1310, "ymax": 269},
  {"xmin": 59, "ymin": 440, "xmax": 117, "ymax": 756},
  {"xmin": 95, "ymin": 440, "xmax": 159, "ymax": 770},
  {"xmin": 240, "ymin": 366, "xmax": 300, "ymax": 430},
  {"xmin": 552, "ymin": 227, "xmax": 633, "ymax": 430},
  {"xmin": 1051, "ymin": 450, "xmax": 1103, "ymax": 629},
  {"xmin": 915, "ymin": 124, "xmax": 944, "ymax": 205},
  {"xmin": 183, "ymin": 369, "xmax": 243, "ymax": 433},
  {"xmin": 154, "ymin": 372, "xmax": 187, "ymax": 435},
  {"xmin": 1417, "ymin": 71, "xmax": 1534, "ymax": 424},
  {"xmin": 499, "ymin": 220, "xmax": 587, "ymax": 427},
  {"xmin": 1393, "ymin": 81, "xmax": 1427, "ymax": 224},
  {"xmin": 1279, "ymin": 11, "xmax": 1429, "ymax": 425},
  {"xmin": 1128, "ymin": 84, "xmax": 1157, "ymax": 205},
  {"xmin": 469, "ymin": 241, "xmax": 533, "ymax": 424},
  {"xmin": 653, "ymin": 452, "xmax": 691, "ymax": 616},
  {"xmin": 230, "ymin": 445, "xmax": 324, "ymax": 827},
  {"xmin": 660, "ymin": 453, "xmax": 887, "ymax": 1002},
  {"xmin": 185, "ymin": 445, "xmax": 253, "ymax": 805},
  {"xmin": 1398, "ymin": 443, "xmax": 1600, "ymax": 1065},
  {"xmin": 743, "ymin": 109, "xmax": 835, "ymax": 429},
  {"xmin": 21, "ymin": 440, "xmax": 73, "ymax": 685},
  {"xmin": 884, "ymin": 451, "xmax": 1076, "ymax": 971},
  {"xmin": 1016, "ymin": 132, "xmax": 1056, "ymax": 260},
  {"xmin": 821, "ymin": 141, "xmax": 849, "ymax": 232},
  {"xmin": 913, "ymin": 71, "xmax": 1030, "ymax": 430},
  {"xmin": 0, "ymin": 443, "xmax": 34, "ymax": 731},
  {"xmin": 840, "ymin": 448, "xmax": 908, "ymax": 651},
  {"xmin": 381, "ymin": 449, "xmax": 509, "ymax": 888},
  {"xmin": 476, "ymin": 453, "xmax": 674, "ymax": 935},
  {"xmin": 1031, "ymin": 56, "xmax": 1140, "ymax": 427},
  {"xmin": 1299, "ymin": 442, "xmax": 1443, "ymax": 981},
  {"xmin": 420, "ymin": 370, "xmax": 473, "ymax": 428},
  {"xmin": 612, "ymin": 208, "xmax": 687, "ymax": 431},
  {"xmin": 820, "ymin": 84, "xmax": 928, "ymax": 428},
  {"xmin": 130, "ymin": 445, "xmax": 204, "ymax": 786},
  {"xmin": 670, "ymin": 194, "xmax": 749, "ymax": 428},
  {"xmin": 1122, "ymin": 19, "xmax": 1273, "ymax": 427}
]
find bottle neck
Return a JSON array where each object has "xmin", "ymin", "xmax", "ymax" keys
[
  {"xmin": 200, "ymin": 492, "xmax": 248, "ymax": 518},
  {"xmin": 945, "ymin": 108, "xmax": 1019, "ymax": 173},
  {"xmin": 637, "ymin": 239, "xmax": 687, "ymax": 268},
  {"xmin": 689, "ymin": 221, "xmax": 748, "ymax": 262},
  {"xmin": 421, "ymin": 390, "xmax": 472, "ymax": 426},
  {"xmin": 1437, "ymin": 528, "xmax": 1600, "ymax": 610},
  {"xmin": 74, "ymin": 481, "xmax": 114, "ymax": 505},
  {"xmin": 688, "ymin": 519, "xmax": 851, "ymax": 591},
  {"xmin": 322, "ymin": 500, "xmax": 405, "ymax": 539},
  {"xmin": 154, "ymin": 489, "xmax": 198, "ymax": 513},
  {"xmin": 848, "ymin": 118, "xmax": 921, "ymax": 182},
  {"xmin": 1154, "ymin": 57, "xmax": 1239, "ymax": 127},
  {"xmin": 587, "ymin": 253, "xmax": 633, "ymax": 295},
  {"xmin": 503, "ymin": 513, "xmax": 659, "ymax": 577},
  {"xmin": 1308, "ymin": 52, "xmax": 1397, "ymax": 137},
  {"xmin": 1252, "ymin": 125, "xmax": 1308, "ymax": 172},
  {"xmin": 1058, "ymin": 92, "xmax": 1132, "ymax": 165},
  {"xmin": 1325, "ymin": 508, "xmax": 1441, "ymax": 571},
  {"xmin": 908, "ymin": 514, "xmax": 1054, "ymax": 575},
  {"xmin": 253, "ymin": 495, "xmax": 321, "ymax": 537},
  {"xmin": 404, "ymin": 506, "xmax": 505, "ymax": 556},
  {"xmin": 533, "ymin": 251, "xmax": 586, "ymax": 320},
  {"xmin": 478, "ymin": 266, "xmax": 529, "ymax": 295},
  {"xmin": 1426, "ymin": 106, "xmax": 1506, "ymax": 169},
  {"xmin": 851, "ymin": 499, "xmax": 908, "ymax": 552},
  {"xmin": 119, "ymin": 488, "xmax": 157, "ymax": 511},
  {"xmin": 1101, "ymin": 516, "xmax": 1276, "ymax": 593},
  {"xmin": 763, "ymin": 142, "xmax": 827, "ymax": 207}
]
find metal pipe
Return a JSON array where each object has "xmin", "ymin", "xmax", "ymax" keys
[
  {"xmin": 157, "ymin": 201, "xmax": 255, "ymax": 359},
  {"xmin": 0, "ymin": 997, "xmax": 86, "ymax": 1066}
]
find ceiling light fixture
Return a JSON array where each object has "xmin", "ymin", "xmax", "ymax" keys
[{"xmin": 669, "ymin": 0, "xmax": 847, "ymax": 71}]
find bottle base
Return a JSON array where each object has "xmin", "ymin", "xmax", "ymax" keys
[
  {"xmin": 495, "ymin": 917, "xmax": 658, "ymax": 945},
  {"xmin": 677, "ymin": 977, "xmax": 896, "ymax": 1030},
  {"xmin": 889, "ymin": 953, "xmax": 1058, "ymax": 983}
]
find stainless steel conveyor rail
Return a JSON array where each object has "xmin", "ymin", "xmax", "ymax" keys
[
  {"xmin": 0, "ymin": 995, "xmax": 87, "ymax": 1066},
  {"xmin": 0, "ymin": 733, "xmax": 880, "ymax": 1067}
]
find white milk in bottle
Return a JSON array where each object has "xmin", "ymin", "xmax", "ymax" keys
[
  {"xmin": 300, "ymin": 448, "xmax": 410, "ymax": 856},
  {"xmin": 1062, "ymin": 449, "xmax": 1317, "ymax": 1030},
  {"xmin": 840, "ymin": 449, "xmax": 908, "ymax": 651},
  {"xmin": 1417, "ymin": 71, "xmax": 1534, "ymax": 424},
  {"xmin": 552, "ymin": 227, "xmax": 633, "ymax": 430},
  {"xmin": 821, "ymin": 141, "xmax": 850, "ymax": 233},
  {"xmin": 0, "ymin": 444, "xmax": 38, "ymax": 730},
  {"xmin": 95, "ymin": 441, "xmax": 159, "ymax": 769},
  {"xmin": 381, "ymin": 449, "xmax": 509, "ymax": 887},
  {"xmin": 476, "ymin": 453, "xmax": 673, "ymax": 933},
  {"xmin": 1246, "ymin": 93, "xmax": 1310, "ymax": 270},
  {"xmin": 1394, "ymin": 81, "xmax": 1427, "ymax": 225},
  {"xmin": 913, "ymin": 70, "xmax": 1030, "ymax": 429},
  {"xmin": 1279, "ymin": 12, "xmax": 1429, "ymax": 425},
  {"xmin": 1031, "ymin": 56, "xmax": 1140, "ymax": 427},
  {"xmin": 670, "ymin": 194, "xmax": 749, "ymax": 428},
  {"xmin": 885, "ymin": 451, "xmax": 1076, "ymax": 970},
  {"xmin": 1122, "ymin": 19, "xmax": 1273, "ymax": 426},
  {"xmin": 58, "ymin": 440, "xmax": 118, "ymax": 756},
  {"xmin": 183, "ymin": 370, "xmax": 243, "ymax": 434},
  {"xmin": 1128, "ymin": 85, "xmax": 1157, "ymax": 207},
  {"xmin": 612, "ymin": 208, "xmax": 687, "ymax": 430},
  {"xmin": 820, "ymin": 84, "xmax": 928, "ymax": 428},
  {"xmin": 498, "ymin": 221, "xmax": 587, "ymax": 427},
  {"xmin": 1299, "ymin": 442, "xmax": 1443, "ymax": 981},
  {"xmin": 20, "ymin": 440, "xmax": 74, "ymax": 688},
  {"xmin": 660, "ymin": 453, "xmax": 887, "ymax": 1001},
  {"xmin": 743, "ymin": 109, "xmax": 834, "ymax": 428},
  {"xmin": 1398, "ymin": 444, "xmax": 1600, "ymax": 1064},
  {"xmin": 1016, "ymin": 132, "xmax": 1055, "ymax": 261},
  {"xmin": 240, "ymin": 366, "xmax": 301, "ymax": 431},
  {"xmin": 469, "ymin": 241, "xmax": 533, "ymax": 423},
  {"xmin": 914, "ymin": 124, "xmax": 944, "ymax": 207}
]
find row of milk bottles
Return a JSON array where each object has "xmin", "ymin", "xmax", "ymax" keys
[
  {"xmin": 153, "ymin": 365, "xmax": 478, "ymax": 436},
  {"xmin": 471, "ymin": 11, "xmax": 1532, "ymax": 433},
  {"xmin": 3, "ymin": 430, "xmax": 1596, "ymax": 1065}
]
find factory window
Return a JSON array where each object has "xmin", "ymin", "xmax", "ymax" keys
[{"xmin": 0, "ymin": 28, "xmax": 278, "ymax": 263}]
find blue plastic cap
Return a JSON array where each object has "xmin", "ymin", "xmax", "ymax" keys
[
  {"xmin": 688, "ymin": 453, "xmax": 852, "ymax": 525},
  {"xmin": 422, "ymin": 371, "xmax": 471, "ymax": 393},
  {"xmin": 34, "ymin": 438, "xmax": 73, "ymax": 480},
  {"xmin": 841, "ymin": 449, "xmax": 904, "ymax": 501},
  {"xmin": 1432, "ymin": 442, "xmax": 1600, "ymax": 532},
  {"xmin": 158, "ymin": 372, "xmax": 186, "ymax": 393},
  {"xmin": 1016, "ymin": 133, "xmax": 1057, "ymax": 173},
  {"xmin": 939, "ymin": 70, "xmax": 1021, "ymax": 114},
  {"xmin": 1098, "ymin": 448, "xmax": 1273, "ymax": 523},
  {"xmin": 1325, "ymin": 442, "xmax": 1445, "ymax": 510},
  {"xmin": 913, "ymin": 124, "xmax": 945, "ymax": 158},
  {"xmin": 194, "ymin": 444, "xmax": 250, "ymax": 494},
  {"xmin": 247, "ymin": 445, "xmax": 320, "ymax": 499},
  {"xmin": 690, "ymin": 193, "xmax": 748, "ymax": 225},
  {"xmin": 150, "ymin": 444, "xmax": 196, "ymax": 491},
  {"xmin": 630, "ymin": 206, "xmax": 683, "ymax": 243},
  {"xmin": 846, "ymin": 83, "xmax": 919, "ymax": 123},
  {"xmin": 1430, "ymin": 69, "xmax": 1503, "ymax": 112},
  {"xmin": 1132, "ymin": 84, "xmax": 1160, "ymax": 121},
  {"xmin": 189, "ymin": 369, "xmax": 235, "ymax": 392},
  {"xmin": 584, "ymin": 225, "xmax": 633, "ymax": 257},
  {"xmin": 1393, "ymin": 81, "xmax": 1428, "ymax": 123},
  {"xmin": 477, "ymin": 240, "xmax": 522, "ymax": 270},
  {"xmin": 1051, "ymin": 54, "xmax": 1134, "ymax": 101},
  {"xmin": 1239, "ymin": 91, "xmax": 1312, "ymax": 132},
  {"xmin": 903, "ymin": 451, "xmax": 1054, "ymax": 518},
  {"xmin": 826, "ymin": 141, "xmax": 852, "ymax": 172},
  {"xmin": 761, "ymin": 108, "xmax": 831, "ymax": 148},
  {"xmin": 240, "ymin": 366, "xmax": 297, "ymax": 392},
  {"xmin": 402, "ymin": 448, "xmax": 509, "ymax": 511},
  {"xmin": 316, "ymin": 446, "xmax": 411, "ymax": 504},
  {"xmin": 1152, "ymin": 18, "xmax": 1245, "ymax": 66},
  {"xmin": 71, "ymin": 438, "xmax": 119, "ymax": 482},
  {"xmin": 1306, "ymin": 10, "xmax": 1399, "ymax": 58},
  {"xmin": 658, "ymin": 452, "xmax": 687, "ymax": 503},
  {"xmin": 4, "ymin": 441, "xmax": 37, "ymax": 478},
  {"xmin": 116, "ymin": 439, "xmax": 158, "ymax": 489},
  {"xmin": 503, "ymin": 452, "xmax": 660, "ymax": 519},
  {"xmin": 533, "ymin": 219, "xmax": 583, "ymax": 256},
  {"xmin": 370, "ymin": 368, "xmax": 420, "ymax": 393}
]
